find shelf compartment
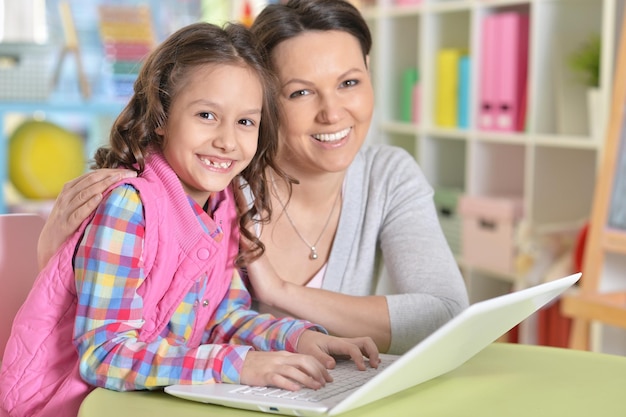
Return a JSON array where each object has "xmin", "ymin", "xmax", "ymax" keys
[
  {"xmin": 530, "ymin": 146, "xmax": 597, "ymax": 226},
  {"xmin": 374, "ymin": 14, "xmax": 420, "ymax": 123},
  {"xmin": 530, "ymin": 0, "xmax": 603, "ymax": 136},
  {"xmin": 0, "ymin": 102, "xmax": 123, "ymax": 214},
  {"xmin": 461, "ymin": 269, "xmax": 516, "ymax": 303},
  {"xmin": 532, "ymin": 133, "xmax": 601, "ymax": 150},
  {"xmin": 424, "ymin": 9, "xmax": 471, "ymax": 129},
  {"xmin": 383, "ymin": 131, "xmax": 419, "ymax": 157},
  {"xmin": 421, "ymin": 134, "xmax": 466, "ymax": 189},
  {"xmin": 467, "ymin": 141, "xmax": 525, "ymax": 196}
]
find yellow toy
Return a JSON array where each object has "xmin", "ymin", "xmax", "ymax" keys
[{"xmin": 8, "ymin": 119, "xmax": 85, "ymax": 199}]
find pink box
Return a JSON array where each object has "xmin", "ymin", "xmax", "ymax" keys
[
  {"xmin": 394, "ymin": 0, "xmax": 423, "ymax": 5},
  {"xmin": 458, "ymin": 195, "xmax": 524, "ymax": 274}
]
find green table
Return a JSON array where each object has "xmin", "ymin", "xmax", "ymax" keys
[{"xmin": 78, "ymin": 343, "xmax": 626, "ymax": 417}]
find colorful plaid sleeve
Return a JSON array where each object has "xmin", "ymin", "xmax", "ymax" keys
[
  {"xmin": 73, "ymin": 185, "xmax": 251, "ymax": 391},
  {"xmin": 206, "ymin": 270, "xmax": 327, "ymax": 384}
]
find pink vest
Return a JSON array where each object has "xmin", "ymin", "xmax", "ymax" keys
[{"xmin": 0, "ymin": 153, "xmax": 238, "ymax": 417}]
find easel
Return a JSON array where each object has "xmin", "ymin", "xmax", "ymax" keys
[
  {"xmin": 51, "ymin": 1, "xmax": 91, "ymax": 99},
  {"xmin": 561, "ymin": 8, "xmax": 626, "ymax": 351}
]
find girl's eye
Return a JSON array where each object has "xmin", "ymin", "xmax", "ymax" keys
[
  {"xmin": 288, "ymin": 89, "xmax": 311, "ymax": 99},
  {"xmin": 341, "ymin": 79, "xmax": 359, "ymax": 88},
  {"xmin": 238, "ymin": 119, "xmax": 256, "ymax": 127},
  {"xmin": 199, "ymin": 112, "xmax": 216, "ymax": 120}
]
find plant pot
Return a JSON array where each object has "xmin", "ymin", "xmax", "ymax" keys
[{"xmin": 587, "ymin": 87, "xmax": 602, "ymax": 140}]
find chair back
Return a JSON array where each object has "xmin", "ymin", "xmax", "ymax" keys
[{"xmin": 0, "ymin": 213, "xmax": 45, "ymax": 358}]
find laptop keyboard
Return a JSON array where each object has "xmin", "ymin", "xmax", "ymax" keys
[{"xmin": 231, "ymin": 358, "xmax": 391, "ymax": 402}]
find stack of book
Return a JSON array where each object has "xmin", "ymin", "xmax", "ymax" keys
[
  {"xmin": 435, "ymin": 49, "xmax": 471, "ymax": 129},
  {"xmin": 434, "ymin": 11, "xmax": 530, "ymax": 132},
  {"xmin": 401, "ymin": 67, "xmax": 419, "ymax": 124},
  {"xmin": 98, "ymin": 5, "xmax": 155, "ymax": 100},
  {"xmin": 478, "ymin": 11, "xmax": 530, "ymax": 132}
]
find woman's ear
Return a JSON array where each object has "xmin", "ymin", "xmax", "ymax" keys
[
  {"xmin": 365, "ymin": 54, "xmax": 370, "ymax": 70},
  {"xmin": 155, "ymin": 126, "xmax": 164, "ymax": 135}
]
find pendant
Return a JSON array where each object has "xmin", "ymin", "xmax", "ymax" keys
[{"xmin": 309, "ymin": 246, "xmax": 318, "ymax": 260}]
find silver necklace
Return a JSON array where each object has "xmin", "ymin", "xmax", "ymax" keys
[{"xmin": 270, "ymin": 174, "xmax": 341, "ymax": 261}]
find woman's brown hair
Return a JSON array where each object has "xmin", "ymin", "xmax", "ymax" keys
[{"xmin": 251, "ymin": 0, "xmax": 372, "ymax": 69}]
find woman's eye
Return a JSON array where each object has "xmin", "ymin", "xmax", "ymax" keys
[
  {"xmin": 199, "ymin": 112, "xmax": 216, "ymax": 120},
  {"xmin": 341, "ymin": 79, "xmax": 359, "ymax": 88},
  {"xmin": 288, "ymin": 89, "xmax": 310, "ymax": 99}
]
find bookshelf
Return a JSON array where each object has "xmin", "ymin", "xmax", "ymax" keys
[
  {"xmin": 0, "ymin": 0, "xmax": 158, "ymax": 214},
  {"xmin": 0, "ymin": 0, "xmax": 260, "ymax": 214},
  {"xmin": 360, "ymin": 0, "xmax": 626, "ymax": 352},
  {"xmin": 561, "ymin": 4, "xmax": 626, "ymax": 353}
]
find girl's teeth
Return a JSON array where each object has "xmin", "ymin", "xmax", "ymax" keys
[
  {"xmin": 313, "ymin": 127, "xmax": 350, "ymax": 142},
  {"xmin": 200, "ymin": 157, "xmax": 232, "ymax": 169}
]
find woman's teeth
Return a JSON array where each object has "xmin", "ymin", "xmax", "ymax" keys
[
  {"xmin": 199, "ymin": 157, "xmax": 232, "ymax": 169},
  {"xmin": 313, "ymin": 127, "xmax": 350, "ymax": 142}
]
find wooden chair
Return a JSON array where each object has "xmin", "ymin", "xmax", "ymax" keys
[
  {"xmin": 0, "ymin": 213, "xmax": 45, "ymax": 359},
  {"xmin": 560, "ymin": 8, "xmax": 626, "ymax": 350}
]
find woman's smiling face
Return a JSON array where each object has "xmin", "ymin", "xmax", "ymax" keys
[{"xmin": 272, "ymin": 30, "xmax": 374, "ymax": 174}]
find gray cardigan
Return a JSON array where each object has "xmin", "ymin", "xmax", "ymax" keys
[
  {"xmin": 245, "ymin": 144, "xmax": 469, "ymax": 354},
  {"xmin": 323, "ymin": 145, "xmax": 468, "ymax": 353}
]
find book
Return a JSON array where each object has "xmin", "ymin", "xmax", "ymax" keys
[
  {"xmin": 494, "ymin": 12, "xmax": 530, "ymax": 132},
  {"xmin": 478, "ymin": 14, "xmax": 498, "ymax": 131},
  {"xmin": 401, "ymin": 67, "xmax": 419, "ymax": 122},
  {"xmin": 458, "ymin": 55, "xmax": 471, "ymax": 129},
  {"xmin": 435, "ymin": 48, "xmax": 462, "ymax": 127}
]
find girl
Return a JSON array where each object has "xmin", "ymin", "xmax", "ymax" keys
[{"xmin": 0, "ymin": 22, "xmax": 377, "ymax": 417}]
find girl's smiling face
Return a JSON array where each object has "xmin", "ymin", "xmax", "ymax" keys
[
  {"xmin": 272, "ymin": 30, "xmax": 374, "ymax": 175},
  {"xmin": 158, "ymin": 63, "xmax": 263, "ymax": 206}
]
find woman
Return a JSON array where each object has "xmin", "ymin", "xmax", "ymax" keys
[{"xmin": 36, "ymin": 0, "xmax": 468, "ymax": 354}]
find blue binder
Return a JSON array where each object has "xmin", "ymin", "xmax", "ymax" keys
[{"xmin": 458, "ymin": 55, "xmax": 471, "ymax": 129}]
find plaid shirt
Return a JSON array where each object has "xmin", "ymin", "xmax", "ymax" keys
[{"xmin": 73, "ymin": 184, "xmax": 318, "ymax": 391}]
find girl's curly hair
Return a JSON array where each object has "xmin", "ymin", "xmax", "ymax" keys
[{"xmin": 92, "ymin": 22, "xmax": 287, "ymax": 267}]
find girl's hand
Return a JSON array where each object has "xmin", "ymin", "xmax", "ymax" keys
[
  {"xmin": 240, "ymin": 350, "xmax": 332, "ymax": 391},
  {"xmin": 296, "ymin": 331, "xmax": 380, "ymax": 371},
  {"xmin": 37, "ymin": 168, "xmax": 136, "ymax": 269}
]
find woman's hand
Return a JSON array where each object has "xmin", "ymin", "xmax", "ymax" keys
[
  {"xmin": 37, "ymin": 169, "xmax": 136, "ymax": 269},
  {"xmin": 240, "ymin": 350, "xmax": 332, "ymax": 391},
  {"xmin": 296, "ymin": 330, "xmax": 380, "ymax": 371}
]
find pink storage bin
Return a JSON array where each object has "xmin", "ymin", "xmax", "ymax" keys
[
  {"xmin": 394, "ymin": 0, "xmax": 423, "ymax": 5},
  {"xmin": 458, "ymin": 195, "xmax": 524, "ymax": 274}
]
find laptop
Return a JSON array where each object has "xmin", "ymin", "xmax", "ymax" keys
[{"xmin": 165, "ymin": 272, "xmax": 581, "ymax": 416}]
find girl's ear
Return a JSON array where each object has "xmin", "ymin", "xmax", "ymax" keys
[
  {"xmin": 155, "ymin": 126, "xmax": 165, "ymax": 135},
  {"xmin": 365, "ymin": 55, "xmax": 370, "ymax": 69}
]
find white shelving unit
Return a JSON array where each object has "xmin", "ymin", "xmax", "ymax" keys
[{"xmin": 361, "ymin": 0, "xmax": 624, "ymax": 319}]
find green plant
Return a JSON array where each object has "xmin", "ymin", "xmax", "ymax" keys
[{"xmin": 569, "ymin": 34, "xmax": 601, "ymax": 87}]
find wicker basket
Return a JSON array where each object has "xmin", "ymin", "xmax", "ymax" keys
[{"xmin": 0, "ymin": 43, "xmax": 53, "ymax": 101}]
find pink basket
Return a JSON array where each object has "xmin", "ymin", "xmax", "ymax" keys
[{"xmin": 458, "ymin": 195, "xmax": 524, "ymax": 274}]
